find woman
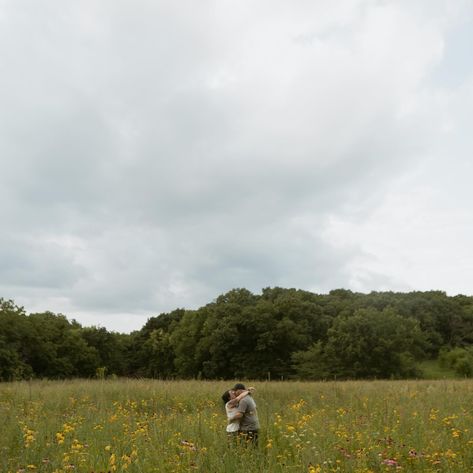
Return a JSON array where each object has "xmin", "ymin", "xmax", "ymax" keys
[{"xmin": 221, "ymin": 387, "xmax": 254, "ymax": 436}]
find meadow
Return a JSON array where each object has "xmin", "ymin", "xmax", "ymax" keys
[{"xmin": 1, "ymin": 379, "xmax": 473, "ymax": 473}]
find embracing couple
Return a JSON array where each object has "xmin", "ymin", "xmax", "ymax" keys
[{"xmin": 221, "ymin": 382, "xmax": 260, "ymax": 444}]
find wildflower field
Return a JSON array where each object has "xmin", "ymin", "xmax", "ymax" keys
[{"xmin": 2, "ymin": 379, "xmax": 473, "ymax": 473}]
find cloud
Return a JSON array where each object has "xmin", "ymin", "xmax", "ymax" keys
[
  {"xmin": 0, "ymin": 234, "xmax": 84, "ymax": 288},
  {"xmin": 0, "ymin": 0, "xmax": 472, "ymax": 331}
]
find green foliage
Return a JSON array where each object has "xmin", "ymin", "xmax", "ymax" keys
[
  {"xmin": 291, "ymin": 342, "xmax": 330, "ymax": 379},
  {"xmin": 439, "ymin": 346, "xmax": 473, "ymax": 377},
  {"xmin": 2, "ymin": 288, "xmax": 473, "ymax": 381},
  {"xmin": 292, "ymin": 308, "xmax": 426, "ymax": 379},
  {"xmin": 81, "ymin": 326, "xmax": 127, "ymax": 376},
  {"xmin": 0, "ymin": 299, "xmax": 120, "ymax": 380},
  {"xmin": 0, "ymin": 299, "xmax": 33, "ymax": 380},
  {"xmin": 130, "ymin": 310, "xmax": 183, "ymax": 378}
]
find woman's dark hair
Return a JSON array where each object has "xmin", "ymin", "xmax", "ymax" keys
[{"xmin": 221, "ymin": 390, "xmax": 231, "ymax": 404}]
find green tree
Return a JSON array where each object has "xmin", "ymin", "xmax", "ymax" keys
[
  {"xmin": 291, "ymin": 341, "xmax": 331, "ymax": 379},
  {"xmin": 293, "ymin": 307, "xmax": 426, "ymax": 379},
  {"xmin": 0, "ymin": 299, "xmax": 33, "ymax": 380},
  {"xmin": 170, "ymin": 309, "xmax": 208, "ymax": 378},
  {"xmin": 80, "ymin": 326, "xmax": 128, "ymax": 376},
  {"xmin": 439, "ymin": 346, "xmax": 473, "ymax": 377}
]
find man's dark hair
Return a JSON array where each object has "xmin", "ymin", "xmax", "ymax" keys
[
  {"xmin": 233, "ymin": 383, "xmax": 246, "ymax": 390},
  {"xmin": 222, "ymin": 390, "xmax": 231, "ymax": 404}
]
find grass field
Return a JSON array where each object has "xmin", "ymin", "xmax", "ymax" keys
[
  {"xmin": 417, "ymin": 360, "xmax": 457, "ymax": 380},
  {"xmin": 2, "ymin": 379, "xmax": 473, "ymax": 472}
]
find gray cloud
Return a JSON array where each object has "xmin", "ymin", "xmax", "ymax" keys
[
  {"xmin": 0, "ymin": 235, "xmax": 84, "ymax": 288},
  {"xmin": 1, "ymin": 0, "xmax": 472, "ymax": 331}
]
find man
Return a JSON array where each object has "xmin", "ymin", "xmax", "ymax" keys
[{"xmin": 230, "ymin": 382, "xmax": 260, "ymax": 445}]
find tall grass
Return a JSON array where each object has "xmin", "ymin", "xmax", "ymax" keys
[{"xmin": 1, "ymin": 379, "xmax": 473, "ymax": 472}]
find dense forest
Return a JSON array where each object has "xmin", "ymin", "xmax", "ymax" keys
[{"xmin": 2, "ymin": 288, "xmax": 473, "ymax": 382}]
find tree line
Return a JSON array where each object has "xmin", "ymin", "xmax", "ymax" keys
[{"xmin": 2, "ymin": 288, "xmax": 473, "ymax": 381}]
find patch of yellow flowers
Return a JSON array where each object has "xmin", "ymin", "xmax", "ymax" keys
[{"xmin": 4, "ymin": 379, "xmax": 473, "ymax": 472}]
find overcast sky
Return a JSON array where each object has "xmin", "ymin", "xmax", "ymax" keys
[{"xmin": 1, "ymin": 0, "xmax": 473, "ymax": 333}]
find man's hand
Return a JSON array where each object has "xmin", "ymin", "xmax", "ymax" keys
[{"xmin": 230, "ymin": 412, "xmax": 243, "ymax": 421}]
